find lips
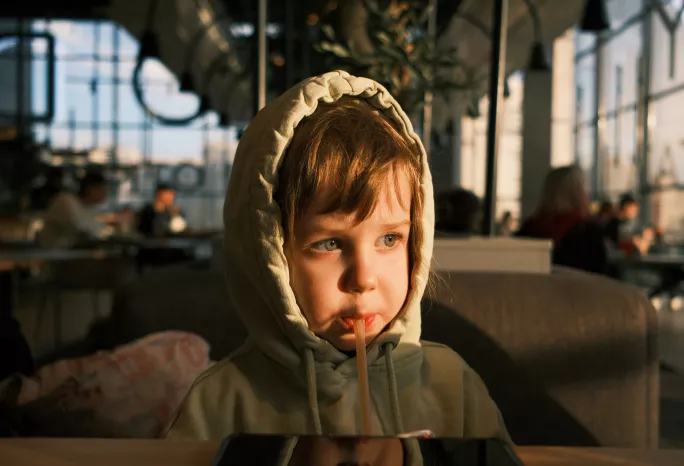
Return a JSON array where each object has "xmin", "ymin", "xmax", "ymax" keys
[{"xmin": 341, "ymin": 315, "xmax": 376, "ymax": 330}]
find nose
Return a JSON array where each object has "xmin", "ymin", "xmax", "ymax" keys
[{"xmin": 342, "ymin": 248, "xmax": 378, "ymax": 294}]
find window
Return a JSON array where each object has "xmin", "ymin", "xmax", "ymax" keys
[{"xmin": 29, "ymin": 20, "xmax": 236, "ymax": 228}]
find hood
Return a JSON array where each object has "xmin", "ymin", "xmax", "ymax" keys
[{"xmin": 222, "ymin": 70, "xmax": 434, "ymax": 398}]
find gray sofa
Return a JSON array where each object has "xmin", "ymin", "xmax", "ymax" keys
[{"xmin": 96, "ymin": 265, "xmax": 658, "ymax": 448}]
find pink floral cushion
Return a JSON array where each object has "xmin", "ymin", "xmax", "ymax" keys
[{"xmin": 2, "ymin": 331, "xmax": 214, "ymax": 438}]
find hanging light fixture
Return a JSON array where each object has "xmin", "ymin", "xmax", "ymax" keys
[
  {"xmin": 580, "ymin": 0, "xmax": 610, "ymax": 32},
  {"xmin": 521, "ymin": 0, "xmax": 550, "ymax": 71},
  {"xmin": 138, "ymin": 29, "xmax": 160, "ymax": 61},
  {"xmin": 528, "ymin": 42, "xmax": 550, "ymax": 71},
  {"xmin": 132, "ymin": 0, "xmax": 209, "ymax": 125},
  {"xmin": 198, "ymin": 95, "xmax": 211, "ymax": 114},
  {"xmin": 219, "ymin": 112, "xmax": 231, "ymax": 128},
  {"xmin": 179, "ymin": 71, "xmax": 195, "ymax": 93}
]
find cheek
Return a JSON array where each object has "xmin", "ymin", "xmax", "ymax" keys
[
  {"xmin": 379, "ymin": 247, "xmax": 410, "ymax": 306},
  {"xmin": 394, "ymin": 248, "xmax": 411, "ymax": 296},
  {"xmin": 285, "ymin": 250, "xmax": 342, "ymax": 324}
]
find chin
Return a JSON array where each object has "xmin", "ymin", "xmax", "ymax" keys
[
  {"xmin": 331, "ymin": 336, "xmax": 358, "ymax": 352},
  {"xmin": 328, "ymin": 330, "xmax": 378, "ymax": 353}
]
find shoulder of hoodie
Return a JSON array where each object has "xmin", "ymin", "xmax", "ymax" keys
[
  {"xmin": 419, "ymin": 339, "xmax": 469, "ymax": 366},
  {"xmin": 183, "ymin": 342, "xmax": 262, "ymax": 396},
  {"xmin": 419, "ymin": 340, "xmax": 486, "ymax": 385}
]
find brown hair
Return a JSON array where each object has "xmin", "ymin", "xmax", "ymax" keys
[
  {"xmin": 538, "ymin": 165, "xmax": 590, "ymax": 216},
  {"xmin": 276, "ymin": 97, "xmax": 425, "ymax": 280}
]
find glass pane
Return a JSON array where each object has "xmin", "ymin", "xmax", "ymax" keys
[
  {"xmin": 575, "ymin": 30, "xmax": 596, "ymax": 57},
  {"xmin": 458, "ymin": 70, "xmax": 523, "ymax": 220},
  {"xmin": 150, "ymin": 127, "xmax": 204, "ymax": 164},
  {"xmin": 116, "ymin": 24, "xmax": 142, "ymax": 56},
  {"xmin": 32, "ymin": 20, "xmax": 48, "ymax": 33},
  {"xmin": 114, "ymin": 128, "xmax": 146, "ymax": 164},
  {"xmin": 97, "ymin": 82, "xmax": 115, "ymax": 124},
  {"xmin": 576, "ymin": 123, "xmax": 594, "ymax": 188},
  {"xmin": 98, "ymin": 60, "xmax": 115, "ymax": 80},
  {"xmin": 606, "ymin": 0, "xmax": 642, "ymax": 25},
  {"xmin": 650, "ymin": 94, "xmax": 684, "ymax": 184},
  {"xmin": 98, "ymin": 22, "xmax": 115, "ymax": 57},
  {"xmin": 48, "ymin": 125, "xmax": 93, "ymax": 151},
  {"xmin": 497, "ymin": 135, "xmax": 521, "ymax": 201},
  {"xmin": 33, "ymin": 123, "xmax": 49, "ymax": 145},
  {"xmin": 604, "ymin": 109, "xmax": 638, "ymax": 199},
  {"xmin": 62, "ymin": 82, "xmax": 94, "ymax": 124},
  {"xmin": 48, "ymin": 20, "xmax": 97, "ymax": 57},
  {"xmin": 651, "ymin": 5, "xmax": 684, "ymax": 93},
  {"xmin": 117, "ymin": 73, "xmax": 146, "ymax": 124},
  {"xmin": 31, "ymin": 36, "xmax": 52, "ymax": 119},
  {"xmin": 575, "ymin": 52, "xmax": 596, "ymax": 126},
  {"xmin": 599, "ymin": 22, "xmax": 641, "ymax": 112},
  {"xmin": 93, "ymin": 127, "xmax": 113, "ymax": 153}
]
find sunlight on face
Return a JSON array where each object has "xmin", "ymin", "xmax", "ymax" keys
[{"xmin": 285, "ymin": 172, "xmax": 412, "ymax": 351}]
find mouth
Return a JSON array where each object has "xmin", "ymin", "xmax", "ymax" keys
[{"xmin": 340, "ymin": 315, "xmax": 376, "ymax": 331}]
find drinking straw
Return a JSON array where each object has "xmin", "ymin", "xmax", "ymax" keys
[{"xmin": 354, "ymin": 318, "xmax": 372, "ymax": 435}]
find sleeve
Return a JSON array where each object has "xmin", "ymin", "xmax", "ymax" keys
[
  {"xmin": 164, "ymin": 386, "xmax": 214, "ymax": 440},
  {"xmin": 61, "ymin": 195, "xmax": 113, "ymax": 239},
  {"xmin": 163, "ymin": 362, "xmax": 240, "ymax": 440}
]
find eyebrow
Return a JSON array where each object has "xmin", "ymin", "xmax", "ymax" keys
[
  {"xmin": 380, "ymin": 220, "xmax": 412, "ymax": 230},
  {"xmin": 297, "ymin": 218, "xmax": 411, "ymax": 238}
]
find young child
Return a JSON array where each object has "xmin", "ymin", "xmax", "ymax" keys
[{"xmin": 165, "ymin": 71, "xmax": 509, "ymax": 440}]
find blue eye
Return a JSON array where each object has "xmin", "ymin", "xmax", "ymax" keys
[{"xmin": 312, "ymin": 239, "xmax": 339, "ymax": 252}]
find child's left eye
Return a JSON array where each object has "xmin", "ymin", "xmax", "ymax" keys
[{"xmin": 379, "ymin": 234, "xmax": 400, "ymax": 248}]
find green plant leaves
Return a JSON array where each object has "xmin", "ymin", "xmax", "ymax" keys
[{"xmin": 315, "ymin": 0, "xmax": 478, "ymax": 113}]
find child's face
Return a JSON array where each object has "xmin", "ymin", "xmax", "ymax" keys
[{"xmin": 285, "ymin": 173, "xmax": 412, "ymax": 351}]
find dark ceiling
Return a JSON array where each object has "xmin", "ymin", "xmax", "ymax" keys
[
  {"xmin": 217, "ymin": 0, "xmax": 462, "ymax": 34},
  {"xmin": 0, "ymin": 0, "xmax": 463, "ymax": 36},
  {"xmin": 0, "ymin": 1, "xmax": 112, "ymax": 19}
]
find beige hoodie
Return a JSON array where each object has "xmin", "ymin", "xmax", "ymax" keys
[{"xmin": 165, "ymin": 71, "xmax": 509, "ymax": 441}]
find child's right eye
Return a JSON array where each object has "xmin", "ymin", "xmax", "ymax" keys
[{"xmin": 311, "ymin": 239, "xmax": 339, "ymax": 252}]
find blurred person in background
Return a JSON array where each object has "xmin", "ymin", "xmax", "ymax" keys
[
  {"xmin": 30, "ymin": 166, "xmax": 64, "ymax": 211},
  {"xmin": 37, "ymin": 171, "xmax": 114, "ymax": 248},
  {"xmin": 435, "ymin": 188, "xmax": 482, "ymax": 236},
  {"xmin": 516, "ymin": 165, "xmax": 607, "ymax": 274},
  {"xmin": 137, "ymin": 183, "xmax": 188, "ymax": 238},
  {"xmin": 115, "ymin": 204, "xmax": 136, "ymax": 236},
  {"xmin": 496, "ymin": 211, "xmax": 514, "ymax": 237},
  {"xmin": 605, "ymin": 193, "xmax": 653, "ymax": 256},
  {"xmin": 594, "ymin": 199, "xmax": 614, "ymax": 230}
]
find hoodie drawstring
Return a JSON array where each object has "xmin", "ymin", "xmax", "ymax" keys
[
  {"xmin": 382, "ymin": 342, "xmax": 404, "ymax": 434},
  {"xmin": 303, "ymin": 344, "xmax": 404, "ymax": 436},
  {"xmin": 304, "ymin": 348, "xmax": 323, "ymax": 435}
]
